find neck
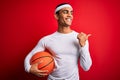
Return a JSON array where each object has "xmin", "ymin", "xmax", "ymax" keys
[{"xmin": 57, "ymin": 25, "xmax": 72, "ymax": 34}]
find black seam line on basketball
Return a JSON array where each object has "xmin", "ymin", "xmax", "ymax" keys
[
  {"xmin": 31, "ymin": 56, "xmax": 53, "ymax": 63},
  {"xmin": 38, "ymin": 58, "xmax": 54, "ymax": 70}
]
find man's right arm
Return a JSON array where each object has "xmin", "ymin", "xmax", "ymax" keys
[{"xmin": 24, "ymin": 38, "xmax": 45, "ymax": 72}]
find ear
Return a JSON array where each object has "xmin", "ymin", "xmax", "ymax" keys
[{"xmin": 54, "ymin": 14, "xmax": 59, "ymax": 20}]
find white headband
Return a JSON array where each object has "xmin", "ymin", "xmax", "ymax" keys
[{"xmin": 55, "ymin": 4, "xmax": 73, "ymax": 13}]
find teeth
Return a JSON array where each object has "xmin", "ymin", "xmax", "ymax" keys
[{"xmin": 67, "ymin": 19, "xmax": 71, "ymax": 22}]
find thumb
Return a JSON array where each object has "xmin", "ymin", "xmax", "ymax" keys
[
  {"xmin": 38, "ymin": 60, "xmax": 43, "ymax": 64},
  {"xmin": 87, "ymin": 34, "xmax": 91, "ymax": 37},
  {"xmin": 86, "ymin": 34, "xmax": 91, "ymax": 40},
  {"xmin": 34, "ymin": 60, "xmax": 43, "ymax": 66}
]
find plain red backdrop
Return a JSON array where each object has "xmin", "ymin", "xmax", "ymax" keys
[{"xmin": 0, "ymin": 0, "xmax": 120, "ymax": 80}]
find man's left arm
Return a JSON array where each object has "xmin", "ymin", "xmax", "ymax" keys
[{"xmin": 77, "ymin": 32, "xmax": 92, "ymax": 71}]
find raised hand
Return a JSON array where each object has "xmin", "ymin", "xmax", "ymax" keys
[{"xmin": 77, "ymin": 32, "xmax": 91, "ymax": 47}]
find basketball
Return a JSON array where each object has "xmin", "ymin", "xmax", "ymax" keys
[{"xmin": 30, "ymin": 51, "xmax": 55, "ymax": 75}]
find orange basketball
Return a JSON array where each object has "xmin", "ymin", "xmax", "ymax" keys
[{"xmin": 30, "ymin": 51, "xmax": 55, "ymax": 75}]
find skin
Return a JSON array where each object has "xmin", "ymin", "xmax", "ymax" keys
[{"xmin": 30, "ymin": 6, "xmax": 91, "ymax": 77}]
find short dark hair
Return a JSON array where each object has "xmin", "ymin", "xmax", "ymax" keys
[{"xmin": 55, "ymin": 3, "xmax": 70, "ymax": 14}]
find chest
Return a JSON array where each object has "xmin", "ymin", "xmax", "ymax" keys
[{"xmin": 46, "ymin": 36, "xmax": 80, "ymax": 56}]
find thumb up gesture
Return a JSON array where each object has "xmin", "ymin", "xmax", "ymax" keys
[{"xmin": 77, "ymin": 32, "xmax": 91, "ymax": 47}]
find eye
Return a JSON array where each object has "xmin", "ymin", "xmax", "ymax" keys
[
  {"xmin": 62, "ymin": 10, "xmax": 68, "ymax": 14},
  {"xmin": 71, "ymin": 11, "xmax": 73, "ymax": 15}
]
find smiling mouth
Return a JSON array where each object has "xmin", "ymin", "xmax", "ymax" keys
[{"xmin": 66, "ymin": 18, "xmax": 72, "ymax": 22}]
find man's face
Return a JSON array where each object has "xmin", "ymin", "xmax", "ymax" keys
[{"xmin": 56, "ymin": 7, "xmax": 73, "ymax": 27}]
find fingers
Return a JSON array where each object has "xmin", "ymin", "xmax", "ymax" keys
[
  {"xmin": 31, "ymin": 68, "xmax": 48, "ymax": 77},
  {"xmin": 80, "ymin": 32, "xmax": 91, "ymax": 36},
  {"xmin": 37, "ymin": 60, "xmax": 44, "ymax": 64},
  {"xmin": 32, "ymin": 60, "xmax": 43, "ymax": 69},
  {"xmin": 36, "ymin": 72, "xmax": 48, "ymax": 77},
  {"xmin": 78, "ymin": 32, "xmax": 91, "ymax": 39},
  {"xmin": 34, "ymin": 62, "xmax": 49, "ymax": 73},
  {"xmin": 77, "ymin": 32, "xmax": 91, "ymax": 47},
  {"xmin": 38, "ymin": 70, "xmax": 48, "ymax": 73},
  {"xmin": 36, "ymin": 70, "xmax": 49, "ymax": 77},
  {"xmin": 30, "ymin": 60, "xmax": 49, "ymax": 77}
]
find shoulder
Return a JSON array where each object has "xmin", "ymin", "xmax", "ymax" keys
[
  {"xmin": 38, "ymin": 32, "xmax": 57, "ymax": 42},
  {"xmin": 72, "ymin": 30, "xmax": 79, "ymax": 34},
  {"xmin": 43, "ymin": 32, "xmax": 57, "ymax": 39},
  {"xmin": 71, "ymin": 30, "xmax": 79, "ymax": 37}
]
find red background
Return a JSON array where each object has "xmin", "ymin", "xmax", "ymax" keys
[{"xmin": 0, "ymin": 0, "xmax": 120, "ymax": 80}]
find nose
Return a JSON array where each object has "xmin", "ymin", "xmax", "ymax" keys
[
  {"xmin": 68, "ymin": 11, "xmax": 71, "ymax": 15},
  {"xmin": 67, "ymin": 11, "xmax": 73, "ymax": 17}
]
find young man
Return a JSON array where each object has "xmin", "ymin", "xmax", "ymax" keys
[{"xmin": 24, "ymin": 3, "xmax": 92, "ymax": 80}]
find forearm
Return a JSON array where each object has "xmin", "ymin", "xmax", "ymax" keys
[
  {"xmin": 24, "ymin": 53, "xmax": 32, "ymax": 72},
  {"xmin": 24, "ymin": 39, "xmax": 45, "ymax": 72},
  {"xmin": 79, "ymin": 40, "xmax": 92, "ymax": 71},
  {"xmin": 24, "ymin": 48, "xmax": 39, "ymax": 72}
]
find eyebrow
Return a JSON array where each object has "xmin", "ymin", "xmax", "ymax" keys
[{"xmin": 62, "ymin": 10, "xmax": 73, "ymax": 13}]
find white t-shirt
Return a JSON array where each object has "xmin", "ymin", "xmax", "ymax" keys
[{"xmin": 24, "ymin": 31, "xmax": 92, "ymax": 80}]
